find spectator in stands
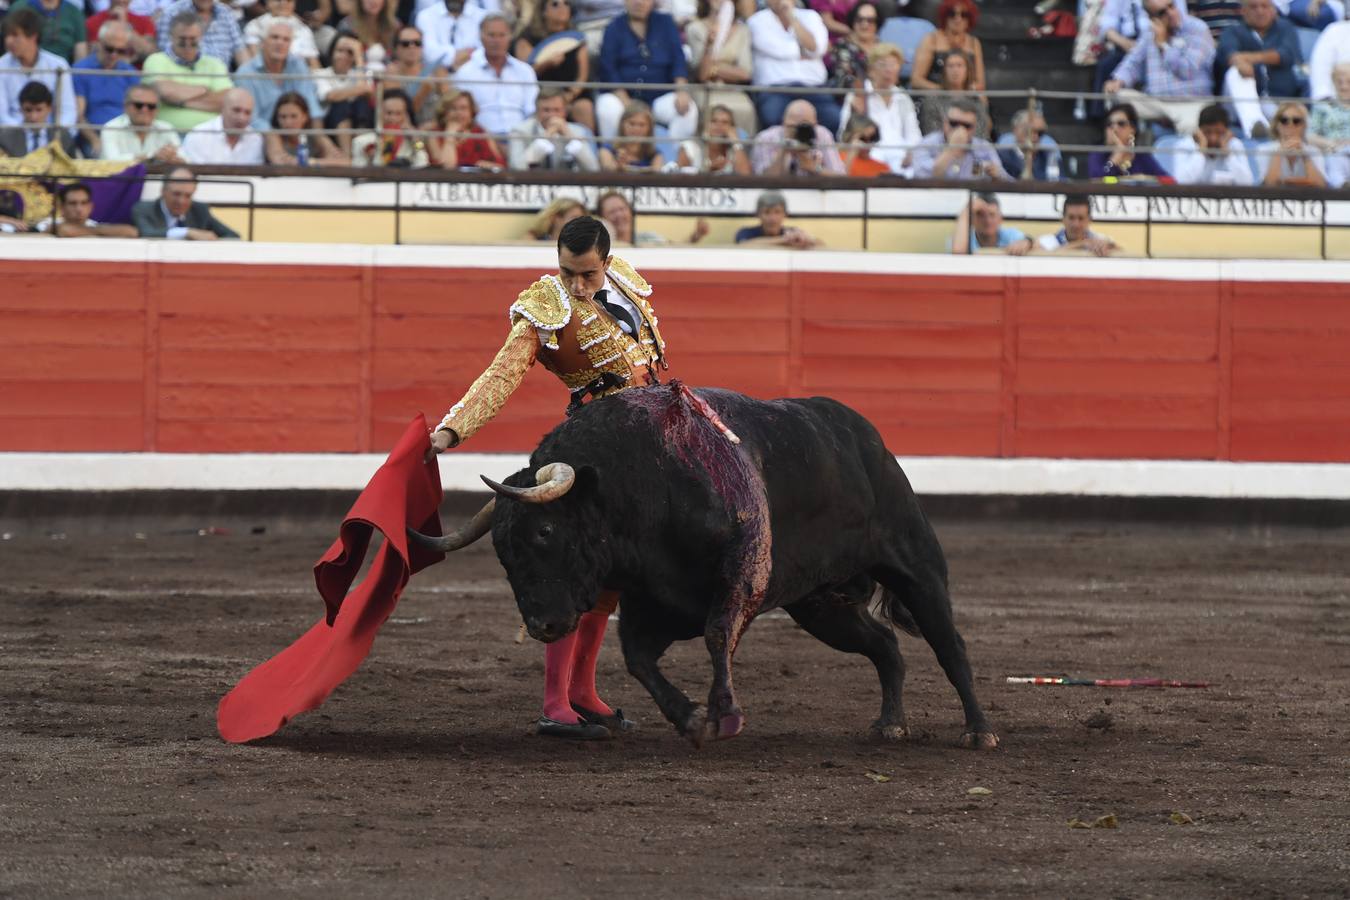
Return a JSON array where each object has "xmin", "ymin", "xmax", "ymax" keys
[
  {"xmin": 593, "ymin": 188, "xmax": 708, "ymax": 244},
  {"xmin": 156, "ymin": 0, "xmax": 246, "ymax": 67},
  {"xmin": 1310, "ymin": 62, "xmax": 1350, "ymax": 183},
  {"xmin": 750, "ymin": 96, "xmax": 846, "ymax": 174},
  {"xmin": 181, "ymin": 87, "xmax": 265, "ymax": 163},
  {"xmin": 1259, "ymin": 99, "xmax": 1330, "ymax": 185},
  {"xmin": 838, "ymin": 113, "xmax": 889, "ymax": 176},
  {"xmin": 1172, "ymin": 102, "xmax": 1255, "ymax": 184},
  {"xmin": 595, "ymin": 0, "xmax": 698, "ymax": 142},
  {"xmin": 911, "ymin": 96, "xmax": 1009, "ymax": 180},
  {"xmin": 337, "ymin": 0, "xmax": 401, "ymax": 62},
  {"xmin": 41, "ymin": 182, "xmax": 138, "ymax": 237},
  {"xmin": 735, "ymin": 189, "xmax": 822, "ymax": 248},
  {"xmin": 236, "ymin": 20, "xmax": 323, "ymax": 130},
  {"xmin": 810, "ymin": 0, "xmax": 857, "ymax": 47},
  {"xmin": 917, "ymin": 50, "xmax": 988, "ymax": 137},
  {"xmin": 599, "ymin": 99, "xmax": 665, "ymax": 170},
  {"xmin": 1, "ymin": 8, "xmax": 76, "ymax": 131},
  {"xmin": 1186, "ymin": 0, "xmax": 1243, "ymax": 37},
  {"xmin": 949, "ymin": 192, "xmax": 1031, "ymax": 255},
  {"xmin": 1309, "ymin": 18, "xmax": 1350, "ymax": 100},
  {"xmin": 316, "ymin": 32, "xmax": 374, "ymax": 154},
  {"xmin": 525, "ymin": 195, "xmax": 585, "ymax": 240},
  {"xmin": 142, "ymin": 12, "xmax": 234, "ymax": 133},
  {"xmin": 385, "ymin": 25, "xmax": 449, "ymax": 124},
  {"xmin": 1273, "ymin": 0, "xmax": 1343, "ymax": 29},
  {"xmin": 996, "ymin": 107, "xmax": 1062, "ymax": 181},
  {"xmin": 244, "ymin": 0, "xmax": 321, "ymax": 67},
  {"xmin": 748, "ymin": 0, "xmax": 838, "ymax": 132},
  {"xmin": 100, "ymin": 83, "xmax": 185, "ymax": 162},
  {"xmin": 675, "ymin": 102, "xmax": 752, "ymax": 172},
  {"xmin": 453, "ymin": 13, "xmax": 538, "ymax": 135},
  {"xmin": 0, "ymin": 80, "xmax": 77, "ymax": 155},
  {"xmin": 86, "ymin": 0, "xmax": 157, "ymax": 65},
  {"xmin": 1104, "ymin": 0, "xmax": 1215, "ymax": 136},
  {"xmin": 1090, "ymin": 0, "xmax": 1184, "ymax": 120},
  {"xmin": 265, "ymin": 89, "xmax": 344, "ymax": 164},
  {"xmin": 826, "ymin": 1, "xmax": 883, "ymax": 92},
  {"xmin": 841, "ymin": 43, "xmax": 920, "ymax": 175},
  {"xmin": 422, "ymin": 0, "xmax": 483, "ymax": 74},
  {"xmin": 512, "ymin": 0, "xmax": 593, "ymax": 133},
  {"xmin": 911, "ymin": 0, "xmax": 986, "ymax": 93},
  {"xmin": 8, "ymin": 0, "xmax": 86, "ymax": 63},
  {"xmin": 685, "ymin": 0, "xmax": 757, "ymax": 137},
  {"xmin": 1216, "ymin": 0, "xmax": 1299, "ymax": 139},
  {"xmin": 1037, "ymin": 195, "xmax": 1120, "ymax": 256},
  {"xmin": 426, "ymin": 89, "xmax": 504, "ymax": 168},
  {"xmin": 352, "ymin": 87, "xmax": 431, "ymax": 166},
  {"xmin": 508, "ymin": 84, "xmax": 600, "ymax": 170},
  {"xmin": 73, "ymin": 20, "xmax": 140, "ymax": 157},
  {"xmin": 132, "ymin": 165, "xmax": 239, "ymax": 239},
  {"xmin": 1090, "ymin": 101, "xmax": 1172, "ymax": 178}
]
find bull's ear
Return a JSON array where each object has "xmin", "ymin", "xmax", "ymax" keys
[{"xmin": 573, "ymin": 464, "xmax": 601, "ymax": 505}]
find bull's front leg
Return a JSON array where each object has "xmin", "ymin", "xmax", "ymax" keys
[
  {"xmin": 702, "ymin": 514, "xmax": 773, "ymax": 744},
  {"xmin": 617, "ymin": 604, "xmax": 703, "ymax": 741}
]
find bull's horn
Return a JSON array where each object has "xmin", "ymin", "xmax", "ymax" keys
[
  {"xmin": 406, "ymin": 497, "xmax": 495, "ymax": 553},
  {"xmin": 481, "ymin": 462, "xmax": 576, "ymax": 504}
]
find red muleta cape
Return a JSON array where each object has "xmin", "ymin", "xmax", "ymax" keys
[{"xmin": 216, "ymin": 415, "xmax": 446, "ymax": 743}]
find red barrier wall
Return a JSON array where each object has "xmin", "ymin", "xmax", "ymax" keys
[{"xmin": 4, "ymin": 259, "xmax": 1348, "ymax": 461}]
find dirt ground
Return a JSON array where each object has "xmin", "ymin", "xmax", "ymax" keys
[{"xmin": 2, "ymin": 496, "xmax": 1348, "ymax": 899}]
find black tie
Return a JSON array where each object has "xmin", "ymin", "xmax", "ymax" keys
[{"xmin": 595, "ymin": 289, "xmax": 641, "ymax": 338}]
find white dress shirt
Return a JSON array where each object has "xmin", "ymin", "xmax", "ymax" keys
[
  {"xmin": 452, "ymin": 50, "xmax": 539, "ymax": 135},
  {"xmin": 747, "ymin": 8, "xmax": 828, "ymax": 87},
  {"xmin": 1172, "ymin": 135, "xmax": 1255, "ymax": 186},
  {"xmin": 0, "ymin": 50, "xmax": 76, "ymax": 130},
  {"xmin": 416, "ymin": 4, "xmax": 485, "ymax": 70},
  {"xmin": 840, "ymin": 80, "xmax": 922, "ymax": 176},
  {"xmin": 181, "ymin": 116, "xmax": 265, "ymax": 164},
  {"xmin": 100, "ymin": 115, "xmax": 183, "ymax": 161}
]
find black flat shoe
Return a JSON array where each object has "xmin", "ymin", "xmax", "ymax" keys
[
  {"xmin": 572, "ymin": 704, "xmax": 637, "ymax": 734},
  {"xmin": 536, "ymin": 716, "xmax": 611, "ymax": 740}
]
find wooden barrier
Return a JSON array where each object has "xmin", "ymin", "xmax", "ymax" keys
[{"xmin": 3, "ymin": 249, "xmax": 1349, "ymax": 462}]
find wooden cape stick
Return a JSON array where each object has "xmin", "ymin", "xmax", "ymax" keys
[{"xmin": 1006, "ymin": 676, "xmax": 1211, "ymax": 688}]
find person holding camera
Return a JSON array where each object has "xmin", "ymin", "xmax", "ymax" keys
[
  {"xmin": 750, "ymin": 97, "xmax": 845, "ymax": 174},
  {"xmin": 911, "ymin": 96, "xmax": 1009, "ymax": 180}
]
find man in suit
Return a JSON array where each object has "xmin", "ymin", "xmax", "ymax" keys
[
  {"xmin": 131, "ymin": 166, "xmax": 240, "ymax": 240},
  {"xmin": 0, "ymin": 81, "xmax": 77, "ymax": 157}
]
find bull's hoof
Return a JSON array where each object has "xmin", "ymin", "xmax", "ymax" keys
[
  {"xmin": 959, "ymin": 730, "xmax": 1000, "ymax": 751},
  {"xmin": 715, "ymin": 710, "xmax": 744, "ymax": 740},
  {"xmin": 679, "ymin": 706, "xmax": 707, "ymax": 749},
  {"xmin": 872, "ymin": 722, "xmax": 911, "ymax": 742}
]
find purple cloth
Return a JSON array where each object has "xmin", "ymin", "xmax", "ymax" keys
[
  {"xmin": 85, "ymin": 162, "xmax": 147, "ymax": 224},
  {"xmin": 1088, "ymin": 150, "xmax": 1170, "ymax": 179}
]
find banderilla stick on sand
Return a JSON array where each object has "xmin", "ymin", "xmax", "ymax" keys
[{"xmin": 1007, "ymin": 676, "xmax": 1211, "ymax": 688}]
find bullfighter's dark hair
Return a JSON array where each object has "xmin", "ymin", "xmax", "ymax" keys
[
  {"xmin": 558, "ymin": 214, "xmax": 610, "ymax": 259},
  {"xmin": 18, "ymin": 80, "xmax": 52, "ymax": 107}
]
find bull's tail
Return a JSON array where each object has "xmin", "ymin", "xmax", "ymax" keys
[{"xmin": 874, "ymin": 587, "xmax": 922, "ymax": 637}]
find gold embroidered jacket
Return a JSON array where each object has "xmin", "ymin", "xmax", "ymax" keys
[{"xmin": 437, "ymin": 258, "xmax": 667, "ymax": 443}]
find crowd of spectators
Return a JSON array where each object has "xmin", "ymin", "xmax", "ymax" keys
[{"xmin": 2, "ymin": 0, "xmax": 1350, "ymax": 187}]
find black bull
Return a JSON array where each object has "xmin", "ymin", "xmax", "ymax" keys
[{"xmin": 410, "ymin": 384, "xmax": 998, "ymax": 749}]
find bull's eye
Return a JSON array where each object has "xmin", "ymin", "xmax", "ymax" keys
[{"xmin": 537, "ymin": 524, "xmax": 554, "ymax": 539}]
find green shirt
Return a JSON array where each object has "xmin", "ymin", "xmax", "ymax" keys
[
  {"xmin": 13, "ymin": 0, "xmax": 86, "ymax": 63},
  {"xmin": 140, "ymin": 52, "xmax": 233, "ymax": 132}
]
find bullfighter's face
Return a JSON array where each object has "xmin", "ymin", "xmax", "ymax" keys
[{"xmin": 558, "ymin": 245, "xmax": 611, "ymax": 306}]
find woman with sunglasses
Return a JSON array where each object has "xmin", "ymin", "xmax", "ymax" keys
[
  {"xmin": 265, "ymin": 90, "xmax": 346, "ymax": 165},
  {"xmin": 1260, "ymin": 100, "xmax": 1329, "ymax": 187},
  {"xmin": 842, "ymin": 43, "xmax": 920, "ymax": 175},
  {"xmin": 1089, "ymin": 101, "xmax": 1171, "ymax": 180},
  {"xmin": 826, "ymin": 1, "xmax": 884, "ymax": 91},
  {"xmin": 685, "ymin": 0, "xmax": 758, "ymax": 136},
  {"xmin": 839, "ymin": 113, "xmax": 889, "ymax": 176},
  {"xmin": 385, "ymin": 25, "xmax": 449, "ymax": 125},
  {"xmin": 911, "ymin": 0, "xmax": 986, "ymax": 94},
  {"xmin": 514, "ymin": 0, "xmax": 596, "ymax": 134}
]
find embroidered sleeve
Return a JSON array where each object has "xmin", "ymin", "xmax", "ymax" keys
[{"xmin": 436, "ymin": 317, "xmax": 538, "ymax": 443}]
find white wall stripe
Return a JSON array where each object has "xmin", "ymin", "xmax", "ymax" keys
[{"xmin": 3, "ymin": 453, "xmax": 1350, "ymax": 499}]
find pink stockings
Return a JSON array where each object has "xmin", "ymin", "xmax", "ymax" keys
[{"xmin": 541, "ymin": 606, "xmax": 615, "ymax": 723}]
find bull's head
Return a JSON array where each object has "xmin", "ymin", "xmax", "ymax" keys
[{"xmin": 407, "ymin": 462, "xmax": 607, "ymax": 644}]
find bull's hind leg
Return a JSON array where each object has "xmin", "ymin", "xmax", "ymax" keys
[
  {"xmin": 617, "ymin": 604, "xmax": 704, "ymax": 743},
  {"xmin": 786, "ymin": 580, "xmax": 910, "ymax": 740},
  {"xmin": 872, "ymin": 564, "xmax": 999, "ymax": 750}
]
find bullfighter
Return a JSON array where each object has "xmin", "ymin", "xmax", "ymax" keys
[{"xmin": 428, "ymin": 214, "xmax": 667, "ymax": 741}]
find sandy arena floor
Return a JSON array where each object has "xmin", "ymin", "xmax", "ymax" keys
[{"xmin": 1, "ymin": 498, "xmax": 1348, "ymax": 898}]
